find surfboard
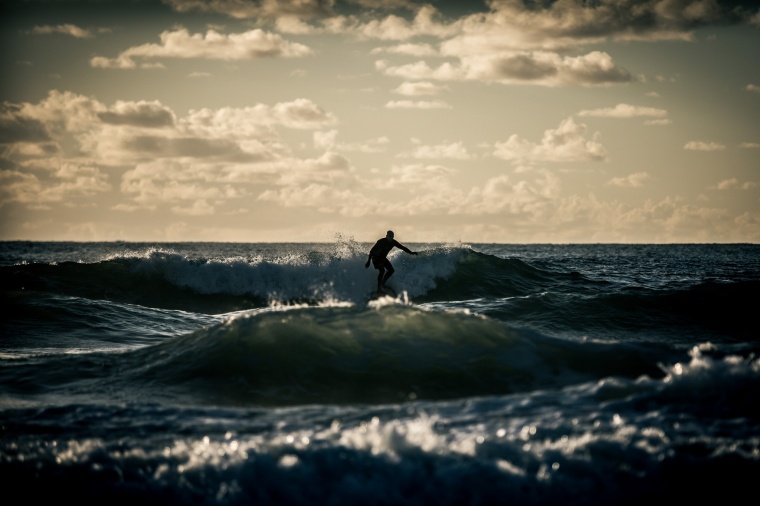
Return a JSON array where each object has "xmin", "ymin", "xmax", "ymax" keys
[{"xmin": 369, "ymin": 285, "xmax": 397, "ymax": 299}]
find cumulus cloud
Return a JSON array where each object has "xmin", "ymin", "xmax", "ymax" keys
[
  {"xmin": 397, "ymin": 141, "xmax": 472, "ymax": 160},
  {"xmin": 91, "ymin": 28, "xmax": 313, "ymax": 69},
  {"xmin": 379, "ymin": 51, "xmax": 631, "ymax": 87},
  {"xmin": 578, "ymin": 103, "xmax": 668, "ymax": 118},
  {"xmin": 1, "ymin": 91, "xmax": 341, "ymax": 215},
  {"xmin": 97, "ymin": 100, "xmax": 176, "ymax": 128},
  {"xmin": 385, "ymin": 99, "xmax": 452, "ymax": 109},
  {"xmin": 494, "ymin": 117, "xmax": 607, "ymax": 164},
  {"xmin": 30, "ymin": 24, "xmax": 108, "ymax": 38},
  {"xmin": 684, "ymin": 141, "xmax": 726, "ymax": 151},
  {"xmin": 314, "ymin": 130, "xmax": 389, "ymax": 153},
  {"xmin": 716, "ymin": 178, "xmax": 757, "ymax": 190},
  {"xmin": 165, "ymin": 0, "xmax": 337, "ymax": 20},
  {"xmin": 371, "ymin": 42, "xmax": 439, "ymax": 57},
  {"xmin": 392, "ymin": 81, "xmax": 449, "ymax": 96},
  {"xmin": 0, "ymin": 161, "xmax": 111, "ymax": 208},
  {"xmin": 607, "ymin": 172, "xmax": 651, "ymax": 187},
  {"xmin": 0, "ymin": 103, "xmax": 52, "ymax": 144}
]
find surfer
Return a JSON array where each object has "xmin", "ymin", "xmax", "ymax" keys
[{"xmin": 365, "ymin": 230, "xmax": 418, "ymax": 292}]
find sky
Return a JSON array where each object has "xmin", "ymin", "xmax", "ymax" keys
[{"xmin": 1, "ymin": 0, "xmax": 759, "ymax": 244}]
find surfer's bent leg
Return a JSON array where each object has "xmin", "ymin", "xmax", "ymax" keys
[
  {"xmin": 382, "ymin": 260, "xmax": 394, "ymax": 286},
  {"xmin": 376, "ymin": 266, "xmax": 385, "ymax": 291}
]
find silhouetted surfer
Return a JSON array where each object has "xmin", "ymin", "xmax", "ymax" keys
[{"xmin": 365, "ymin": 230, "xmax": 418, "ymax": 293}]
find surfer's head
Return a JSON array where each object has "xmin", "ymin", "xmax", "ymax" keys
[{"xmin": 386, "ymin": 230, "xmax": 394, "ymax": 240}]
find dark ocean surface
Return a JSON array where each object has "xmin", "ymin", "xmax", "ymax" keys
[{"xmin": 1, "ymin": 241, "xmax": 758, "ymax": 505}]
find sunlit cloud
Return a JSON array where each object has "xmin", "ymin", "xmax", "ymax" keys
[
  {"xmin": 384, "ymin": 99, "xmax": 452, "ymax": 109},
  {"xmin": 684, "ymin": 141, "xmax": 726, "ymax": 151},
  {"xmin": 165, "ymin": 0, "xmax": 336, "ymax": 20},
  {"xmin": 644, "ymin": 118, "xmax": 672, "ymax": 126},
  {"xmin": 397, "ymin": 141, "xmax": 472, "ymax": 160},
  {"xmin": 607, "ymin": 172, "xmax": 651, "ymax": 187},
  {"xmin": 313, "ymin": 130, "xmax": 389, "ymax": 153},
  {"xmin": 493, "ymin": 117, "xmax": 607, "ymax": 164},
  {"xmin": 379, "ymin": 51, "xmax": 632, "ymax": 87},
  {"xmin": 1, "ymin": 91, "xmax": 341, "ymax": 215},
  {"xmin": 370, "ymin": 43, "xmax": 439, "ymax": 56},
  {"xmin": 715, "ymin": 178, "xmax": 757, "ymax": 190},
  {"xmin": 392, "ymin": 81, "xmax": 449, "ymax": 96},
  {"xmin": 29, "ymin": 24, "xmax": 109, "ymax": 38},
  {"xmin": 91, "ymin": 28, "xmax": 313, "ymax": 69},
  {"xmin": 578, "ymin": 103, "xmax": 668, "ymax": 118}
]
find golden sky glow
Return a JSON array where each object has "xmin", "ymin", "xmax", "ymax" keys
[{"xmin": 1, "ymin": 0, "xmax": 759, "ymax": 243}]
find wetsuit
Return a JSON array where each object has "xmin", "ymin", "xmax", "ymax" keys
[{"xmin": 366, "ymin": 237, "xmax": 415, "ymax": 290}]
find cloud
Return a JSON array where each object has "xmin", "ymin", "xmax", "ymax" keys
[
  {"xmin": 0, "ymin": 103, "xmax": 52, "ymax": 144},
  {"xmin": 97, "ymin": 100, "xmax": 176, "ymax": 128},
  {"xmin": 739, "ymin": 142, "xmax": 760, "ymax": 149},
  {"xmin": 1, "ymin": 91, "xmax": 342, "ymax": 215},
  {"xmin": 684, "ymin": 141, "xmax": 726, "ymax": 151},
  {"xmin": 494, "ymin": 117, "xmax": 607, "ymax": 164},
  {"xmin": 258, "ymin": 183, "xmax": 373, "ymax": 216},
  {"xmin": 397, "ymin": 141, "xmax": 472, "ymax": 160},
  {"xmin": 90, "ymin": 28, "xmax": 313, "ymax": 69},
  {"xmin": 371, "ymin": 42, "xmax": 439, "ymax": 57},
  {"xmin": 165, "ymin": 0, "xmax": 336, "ymax": 20},
  {"xmin": 747, "ymin": 84, "xmax": 760, "ymax": 93},
  {"xmin": 314, "ymin": 130, "xmax": 389, "ymax": 153},
  {"xmin": 716, "ymin": 178, "xmax": 757, "ymax": 190},
  {"xmin": 392, "ymin": 81, "xmax": 449, "ymax": 96},
  {"xmin": 444, "ymin": 0, "xmax": 745, "ymax": 54},
  {"xmin": 384, "ymin": 99, "xmax": 452, "ymax": 109},
  {"xmin": 607, "ymin": 172, "xmax": 651, "ymax": 187},
  {"xmin": 30, "ymin": 24, "xmax": 107, "ymax": 38},
  {"xmin": 379, "ymin": 51, "xmax": 632, "ymax": 87},
  {"xmin": 355, "ymin": 5, "xmax": 462, "ymax": 40},
  {"xmin": 578, "ymin": 103, "xmax": 668, "ymax": 118},
  {"xmin": 644, "ymin": 119, "xmax": 672, "ymax": 126},
  {"xmin": 0, "ymin": 161, "xmax": 111, "ymax": 207}
]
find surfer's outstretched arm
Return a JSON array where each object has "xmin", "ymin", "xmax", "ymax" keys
[{"xmin": 393, "ymin": 240, "xmax": 418, "ymax": 256}]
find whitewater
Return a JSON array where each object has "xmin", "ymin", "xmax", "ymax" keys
[{"xmin": 1, "ymin": 240, "xmax": 758, "ymax": 505}]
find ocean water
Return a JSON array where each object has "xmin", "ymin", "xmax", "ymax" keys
[{"xmin": 1, "ymin": 240, "xmax": 758, "ymax": 505}]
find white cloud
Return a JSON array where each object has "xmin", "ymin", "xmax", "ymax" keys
[
  {"xmin": 716, "ymin": 178, "xmax": 757, "ymax": 190},
  {"xmin": 371, "ymin": 43, "xmax": 438, "ymax": 57},
  {"xmin": 1, "ymin": 92, "xmax": 343, "ymax": 215},
  {"xmin": 578, "ymin": 103, "xmax": 668, "ymax": 118},
  {"xmin": 379, "ymin": 51, "xmax": 631, "ymax": 87},
  {"xmin": 494, "ymin": 117, "xmax": 607, "ymax": 164},
  {"xmin": 392, "ymin": 81, "xmax": 449, "ymax": 96},
  {"xmin": 747, "ymin": 84, "xmax": 760, "ymax": 93},
  {"xmin": 91, "ymin": 28, "xmax": 313, "ymax": 69},
  {"xmin": 385, "ymin": 100, "xmax": 452, "ymax": 109},
  {"xmin": 644, "ymin": 118, "xmax": 672, "ymax": 126},
  {"xmin": 684, "ymin": 141, "xmax": 726, "ymax": 151},
  {"xmin": 0, "ymin": 161, "xmax": 111, "ymax": 207},
  {"xmin": 30, "ymin": 24, "xmax": 108, "ymax": 38},
  {"xmin": 397, "ymin": 141, "xmax": 472, "ymax": 160},
  {"xmin": 739, "ymin": 142, "xmax": 760, "ymax": 149},
  {"xmin": 165, "ymin": 0, "xmax": 336, "ymax": 20},
  {"xmin": 607, "ymin": 172, "xmax": 651, "ymax": 187},
  {"xmin": 314, "ymin": 130, "xmax": 389, "ymax": 153}
]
